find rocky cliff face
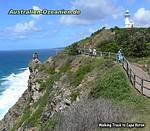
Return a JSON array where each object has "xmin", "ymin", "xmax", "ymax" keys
[
  {"xmin": 0, "ymin": 53, "xmax": 80, "ymax": 130},
  {"xmin": 0, "ymin": 90, "xmax": 29, "ymax": 131},
  {"xmin": 0, "ymin": 50, "xmax": 141, "ymax": 131},
  {"xmin": 0, "ymin": 28, "xmax": 150, "ymax": 131},
  {"xmin": 0, "ymin": 54, "xmax": 44, "ymax": 131}
]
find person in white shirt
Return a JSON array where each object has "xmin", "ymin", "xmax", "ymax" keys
[{"xmin": 93, "ymin": 48, "xmax": 97, "ymax": 56}]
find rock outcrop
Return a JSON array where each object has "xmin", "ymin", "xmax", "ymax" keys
[
  {"xmin": 0, "ymin": 53, "xmax": 43, "ymax": 130},
  {"xmin": 0, "ymin": 90, "xmax": 29, "ymax": 131}
]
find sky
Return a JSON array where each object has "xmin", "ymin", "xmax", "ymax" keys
[{"xmin": 0, "ymin": 0, "xmax": 150, "ymax": 50}]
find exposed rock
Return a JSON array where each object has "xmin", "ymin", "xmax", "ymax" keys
[
  {"xmin": 0, "ymin": 53, "xmax": 45, "ymax": 130},
  {"xmin": 0, "ymin": 90, "xmax": 29, "ymax": 131}
]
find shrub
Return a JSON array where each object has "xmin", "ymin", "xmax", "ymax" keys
[
  {"xmin": 54, "ymin": 99, "xmax": 132, "ymax": 131},
  {"xmin": 59, "ymin": 56, "xmax": 75, "ymax": 73},
  {"xmin": 65, "ymin": 43, "xmax": 79, "ymax": 55},
  {"xmin": 70, "ymin": 90, "xmax": 80, "ymax": 103},
  {"xmin": 69, "ymin": 64, "xmax": 93, "ymax": 86},
  {"xmin": 38, "ymin": 65, "xmax": 55, "ymax": 74},
  {"xmin": 96, "ymin": 41, "xmax": 119, "ymax": 53}
]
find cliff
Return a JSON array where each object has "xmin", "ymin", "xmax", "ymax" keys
[{"xmin": 0, "ymin": 28, "xmax": 150, "ymax": 131}]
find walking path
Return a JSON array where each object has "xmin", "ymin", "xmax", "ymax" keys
[
  {"xmin": 130, "ymin": 64, "xmax": 150, "ymax": 97},
  {"xmin": 130, "ymin": 64, "xmax": 149, "ymax": 80},
  {"xmin": 77, "ymin": 48, "xmax": 150, "ymax": 98}
]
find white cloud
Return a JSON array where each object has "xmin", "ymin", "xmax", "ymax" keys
[
  {"xmin": 134, "ymin": 8, "xmax": 150, "ymax": 27},
  {"xmin": 4, "ymin": 5, "xmax": 42, "ymax": 40},
  {"xmin": 60, "ymin": 0, "xmax": 123, "ymax": 25},
  {"xmin": 5, "ymin": 20, "xmax": 42, "ymax": 39},
  {"xmin": 32, "ymin": 6, "xmax": 42, "ymax": 19}
]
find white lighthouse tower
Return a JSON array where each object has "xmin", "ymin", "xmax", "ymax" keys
[{"xmin": 124, "ymin": 10, "xmax": 134, "ymax": 28}]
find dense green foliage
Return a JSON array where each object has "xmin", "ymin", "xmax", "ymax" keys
[
  {"xmin": 96, "ymin": 41, "xmax": 119, "ymax": 52},
  {"xmin": 66, "ymin": 27, "xmax": 150, "ymax": 57},
  {"xmin": 112, "ymin": 27, "xmax": 150, "ymax": 57}
]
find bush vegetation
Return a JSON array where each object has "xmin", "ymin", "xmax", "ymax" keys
[
  {"xmin": 38, "ymin": 65, "xmax": 55, "ymax": 75},
  {"xmin": 90, "ymin": 65, "xmax": 150, "ymax": 108},
  {"xmin": 112, "ymin": 27, "xmax": 150, "ymax": 57},
  {"xmin": 65, "ymin": 27, "xmax": 150, "ymax": 58},
  {"xmin": 54, "ymin": 99, "xmax": 132, "ymax": 131},
  {"xmin": 69, "ymin": 90, "xmax": 80, "ymax": 103},
  {"xmin": 65, "ymin": 43, "xmax": 79, "ymax": 55},
  {"xmin": 89, "ymin": 64, "xmax": 150, "ymax": 130}
]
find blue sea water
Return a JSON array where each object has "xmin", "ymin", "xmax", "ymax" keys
[{"xmin": 0, "ymin": 49, "xmax": 58, "ymax": 120}]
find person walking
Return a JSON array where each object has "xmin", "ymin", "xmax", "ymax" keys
[
  {"xmin": 89, "ymin": 45, "xmax": 92, "ymax": 56},
  {"xmin": 93, "ymin": 48, "xmax": 97, "ymax": 57},
  {"xmin": 117, "ymin": 49, "xmax": 124, "ymax": 63}
]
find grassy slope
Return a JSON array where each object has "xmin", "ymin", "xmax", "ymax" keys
[
  {"xmin": 11, "ymin": 27, "xmax": 150, "ymax": 130},
  {"xmin": 11, "ymin": 56, "xmax": 150, "ymax": 131},
  {"xmin": 90, "ymin": 64, "xmax": 150, "ymax": 131},
  {"xmin": 43, "ymin": 27, "xmax": 150, "ymax": 130}
]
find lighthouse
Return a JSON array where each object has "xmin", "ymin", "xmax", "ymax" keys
[{"xmin": 124, "ymin": 10, "xmax": 134, "ymax": 28}]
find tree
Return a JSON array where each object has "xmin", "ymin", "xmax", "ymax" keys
[{"xmin": 129, "ymin": 32, "xmax": 148, "ymax": 57}]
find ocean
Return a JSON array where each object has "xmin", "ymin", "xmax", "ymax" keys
[{"xmin": 0, "ymin": 49, "xmax": 58, "ymax": 120}]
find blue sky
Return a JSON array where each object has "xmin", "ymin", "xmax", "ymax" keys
[{"xmin": 0, "ymin": 0, "xmax": 150, "ymax": 50}]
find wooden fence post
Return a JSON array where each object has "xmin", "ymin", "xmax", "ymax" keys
[
  {"xmin": 141, "ymin": 79, "xmax": 143, "ymax": 94},
  {"xmin": 100, "ymin": 52, "xmax": 103, "ymax": 57},
  {"xmin": 127, "ymin": 62, "xmax": 129, "ymax": 76},
  {"xmin": 122, "ymin": 59, "xmax": 124, "ymax": 67},
  {"xmin": 108, "ymin": 52, "xmax": 110, "ymax": 58},
  {"xmin": 129, "ymin": 68, "xmax": 132, "ymax": 82},
  {"xmin": 133, "ymin": 74, "xmax": 136, "ymax": 87}
]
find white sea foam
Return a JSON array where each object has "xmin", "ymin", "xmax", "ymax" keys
[{"xmin": 0, "ymin": 68, "xmax": 30, "ymax": 120}]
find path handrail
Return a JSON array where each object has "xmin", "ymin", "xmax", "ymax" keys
[{"xmin": 78, "ymin": 48, "xmax": 150, "ymax": 98}]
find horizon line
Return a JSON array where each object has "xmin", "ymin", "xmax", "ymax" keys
[{"xmin": 0, "ymin": 47, "xmax": 65, "ymax": 52}]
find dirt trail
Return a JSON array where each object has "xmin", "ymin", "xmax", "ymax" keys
[
  {"xmin": 129, "ymin": 64, "xmax": 150, "ymax": 97},
  {"xmin": 130, "ymin": 64, "xmax": 150, "ymax": 80}
]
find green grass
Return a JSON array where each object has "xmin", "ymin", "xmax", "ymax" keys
[
  {"xmin": 10, "ymin": 73, "xmax": 56, "ymax": 131},
  {"xmin": 59, "ymin": 63, "xmax": 70, "ymax": 73},
  {"xmin": 90, "ymin": 65, "xmax": 150, "ymax": 130},
  {"xmin": 26, "ymin": 90, "xmax": 49, "ymax": 127},
  {"xmin": 10, "ymin": 91, "xmax": 49, "ymax": 131},
  {"xmin": 91, "ymin": 65, "xmax": 130, "ymax": 100},
  {"xmin": 38, "ymin": 65, "xmax": 55, "ymax": 75},
  {"xmin": 70, "ymin": 90, "xmax": 80, "ymax": 103},
  {"xmin": 146, "ymin": 42, "xmax": 150, "ymax": 46},
  {"xmin": 68, "ymin": 57, "xmax": 114, "ymax": 87},
  {"xmin": 40, "ymin": 113, "xmax": 60, "ymax": 131},
  {"xmin": 58, "ymin": 56, "xmax": 75, "ymax": 73},
  {"xmin": 91, "ymin": 65, "xmax": 150, "ymax": 107},
  {"xmin": 69, "ymin": 64, "xmax": 93, "ymax": 86},
  {"xmin": 10, "ymin": 106, "xmax": 31, "ymax": 131}
]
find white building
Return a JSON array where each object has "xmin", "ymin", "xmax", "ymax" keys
[{"xmin": 124, "ymin": 10, "xmax": 134, "ymax": 28}]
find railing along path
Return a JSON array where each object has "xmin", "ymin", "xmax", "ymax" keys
[{"xmin": 77, "ymin": 48, "xmax": 150, "ymax": 98}]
